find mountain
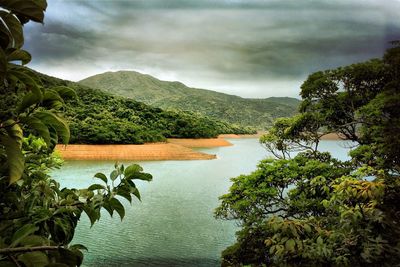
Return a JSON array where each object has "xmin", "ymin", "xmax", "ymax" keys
[
  {"xmin": 36, "ymin": 72, "xmax": 255, "ymax": 144},
  {"xmin": 79, "ymin": 71, "xmax": 300, "ymax": 129}
]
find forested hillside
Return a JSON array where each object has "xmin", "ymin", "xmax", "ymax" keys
[
  {"xmin": 80, "ymin": 71, "xmax": 300, "ymax": 129},
  {"xmin": 38, "ymin": 73, "xmax": 255, "ymax": 144}
]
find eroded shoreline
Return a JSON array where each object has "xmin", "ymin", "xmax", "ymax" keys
[
  {"xmin": 55, "ymin": 133, "xmax": 344, "ymax": 161},
  {"xmin": 55, "ymin": 138, "xmax": 233, "ymax": 161}
]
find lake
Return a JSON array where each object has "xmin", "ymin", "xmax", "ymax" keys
[{"xmin": 52, "ymin": 138, "xmax": 352, "ymax": 267}]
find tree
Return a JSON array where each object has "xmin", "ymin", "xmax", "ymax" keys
[
  {"xmin": 0, "ymin": 1, "xmax": 152, "ymax": 266},
  {"xmin": 215, "ymin": 44, "xmax": 400, "ymax": 266}
]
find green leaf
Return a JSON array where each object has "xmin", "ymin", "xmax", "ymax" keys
[
  {"xmin": 110, "ymin": 170, "xmax": 118, "ymax": 181},
  {"xmin": 51, "ymin": 86, "xmax": 77, "ymax": 100},
  {"xmin": 0, "ymin": 135, "xmax": 24, "ymax": 184},
  {"xmin": 70, "ymin": 248, "xmax": 84, "ymax": 266},
  {"xmin": 269, "ymin": 245, "xmax": 276, "ymax": 255},
  {"xmin": 8, "ymin": 68, "xmax": 39, "ymax": 91},
  {"xmin": 131, "ymin": 187, "xmax": 141, "ymax": 201},
  {"xmin": 0, "ymin": 46, "xmax": 8, "ymax": 77},
  {"xmin": 0, "ymin": 11, "xmax": 23, "ymax": 48},
  {"xmin": 124, "ymin": 164, "xmax": 143, "ymax": 178},
  {"xmin": 117, "ymin": 187, "xmax": 132, "ymax": 203},
  {"xmin": 17, "ymin": 86, "xmax": 43, "ymax": 112},
  {"xmin": 4, "ymin": 120, "xmax": 23, "ymax": 146},
  {"xmin": 69, "ymin": 244, "xmax": 88, "ymax": 251},
  {"xmin": 0, "ymin": 0, "xmax": 47, "ymax": 23},
  {"xmin": 94, "ymin": 172, "xmax": 108, "ymax": 184},
  {"xmin": 18, "ymin": 251, "xmax": 48, "ymax": 267},
  {"xmin": 34, "ymin": 111, "xmax": 70, "ymax": 144},
  {"xmin": 109, "ymin": 198, "xmax": 125, "ymax": 220},
  {"xmin": 42, "ymin": 89, "xmax": 64, "ymax": 109},
  {"xmin": 131, "ymin": 172, "xmax": 153, "ymax": 181},
  {"xmin": 57, "ymin": 248, "xmax": 82, "ymax": 267},
  {"xmin": 102, "ymin": 200, "xmax": 113, "ymax": 217},
  {"xmin": 10, "ymin": 224, "xmax": 38, "ymax": 247},
  {"xmin": 22, "ymin": 117, "xmax": 51, "ymax": 146},
  {"xmin": 83, "ymin": 206, "xmax": 98, "ymax": 227},
  {"xmin": 88, "ymin": 184, "xmax": 106, "ymax": 191},
  {"xmin": 7, "ymin": 48, "xmax": 31, "ymax": 64},
  {"xmin": 285, "ymin": 239, "xmax": 296, "ymax": 252},
  {"xmin": 19, "ymin": 235, "xmax": 48, "ymax": 247},
  {"xmin": 303, "ymin": 224, "xmax": 312, "ymax": 233}
]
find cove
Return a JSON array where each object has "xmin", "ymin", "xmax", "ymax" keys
[{"xmin": 51, "ymin": 138, "xmax": 352, "ymax": 267}]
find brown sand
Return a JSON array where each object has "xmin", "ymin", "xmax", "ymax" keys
[
  {"xmin": 217, "ymin": 134, "xmax": 241, "ymax": 139},
  {"xmin": 167, "ymin": 138, "xmax": 233, "ymax": 148},
  {"xmin": 55, "ymin": 143, "xmax": 216, "ymax": 161}
]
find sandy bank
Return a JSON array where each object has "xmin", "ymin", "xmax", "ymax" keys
[
  {"xmin": 167, "ymin": 138, "xmax": 232, "ymax": 148},
  {"xmin": 55, "ymin": 143, "xmax": 216, "ymax": 161}
]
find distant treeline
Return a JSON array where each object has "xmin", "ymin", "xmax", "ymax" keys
[
  {"xmin": 39, "ymin": 73, "xmax": 255, "ymax": 144},
  {"xmin": 80, "ymin": 70, "xmax": 301, "ymax": 130}
]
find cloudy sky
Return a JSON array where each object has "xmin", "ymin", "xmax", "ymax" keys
[{"xmin": 24, "ymin": 0, "xmax": 400, "ymax": 98}]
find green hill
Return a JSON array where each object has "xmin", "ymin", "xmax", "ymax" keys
[
  {"xmin": 79, "ymin": 71, "xmax": 300, "ymax": 129},
  {"xmin": 36, "ymin": 72, "xmax": 255, "ymax": 144}
]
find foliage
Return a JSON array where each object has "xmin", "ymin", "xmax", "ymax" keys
[
  {"xmin": 216, "ymin": 44, "xmax": 400, "ymax": 266},
  {"xmin": 0, "ymin": 1, "xmax": 152, "ymax": 266},
  {"xmin": 79, "ymin": 70, "xmax": 300, "ymax": 130},
  {"xmin": 36, "ymin": 72, "xmax": 255, "ymax": 144}
]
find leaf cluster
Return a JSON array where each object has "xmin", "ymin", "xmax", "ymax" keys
[
  {"xmin": 216, "ymin": 43, "xmax": 400, "ymax": 266},
  {"xmin": 0, "ymin": 2, "xmax": 152, "ymax": 266}
]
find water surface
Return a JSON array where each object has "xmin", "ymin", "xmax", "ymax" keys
[{"xmin": 52, "ymin": 138, "xmax": 351, "ymax": 266}]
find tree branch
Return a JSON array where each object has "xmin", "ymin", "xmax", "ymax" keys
[{"xmin": 8, "ymin": 255, "xmax": 21, "ymax": 267}]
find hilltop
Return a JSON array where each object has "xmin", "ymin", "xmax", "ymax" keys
[
  {"xmin": 80, "ymin": 71, "xmax": 300, "ymax": 129},
  {"xmin": 36, "ymin": 71, "xmax": 255, "ymax": 144}
]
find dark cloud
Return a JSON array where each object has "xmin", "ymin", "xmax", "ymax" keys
[
  {"xmin": 24, "ymin": 19, "xmax": 98, "ymax": 62},
  {"xmin": 23, "ymin": 0, "xmax": 400, "ymax": 97}
]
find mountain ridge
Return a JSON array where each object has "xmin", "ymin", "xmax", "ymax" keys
[
  {"xmin": 79, "ymin": 70, "xmax": 300, "ymax": 129},
  {"xmin": 34, "ymin": 70, "xmax": 255, "ymax": 144}
]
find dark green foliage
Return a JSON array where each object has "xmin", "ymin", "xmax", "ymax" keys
[
  {"xmin": 36, "ymin": 72, "xmax": 255, "ymax": 144},
  {"xmin": 216, "ymin": 44, "xmax": 400, "ymax": 266},
  {"xmin": 79, "ymin": 71, "xmax": 300, "ymax": 130},
  {"xmin": 0, "ymin": 2, "xmax": 151, "ymax": 266}
]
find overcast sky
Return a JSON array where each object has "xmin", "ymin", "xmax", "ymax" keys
[{"xmin": 24, "ymin": 0, "xmax": 400, "ymax": 98}]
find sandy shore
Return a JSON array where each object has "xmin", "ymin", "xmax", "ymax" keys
[
  {"xmin": 55, "ymin": 143, "xmax": 216, "ymax": 161},
  {"xmin": 55, "ymin": 132, "xmax": 346, "ymax": 161},
  {"xmin": 167, "ymin": 138, "xmax": 232, "ymax": 147}
]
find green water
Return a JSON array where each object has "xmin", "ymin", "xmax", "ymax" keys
[{"xmin": 51, "ymin": 138, "xmax": 352, "ymax": 266}]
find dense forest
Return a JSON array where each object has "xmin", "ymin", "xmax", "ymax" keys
[
  {"xmin": 0, "ymin": 2, "xmax": 148, "ymax": 266},
  {"xmin": 39, "ymin": 73, "xmax": 255, "ymax": 144},
  {"xmin": 215, "ymin": 44, "xmax": 400, "ymax": 266},
  {"xmin": 80, "ymin": 71, "xmax": 300, "ymax": 129}
]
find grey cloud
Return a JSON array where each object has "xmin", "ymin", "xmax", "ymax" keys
[{"xmin": 23, "ymin": 0, "xmax": 400, "ymax": 97}]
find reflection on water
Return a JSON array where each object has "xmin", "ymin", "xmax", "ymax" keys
[{"xmin": 51, "ymin": 139, "xmax": 350, "ymax": 267}]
